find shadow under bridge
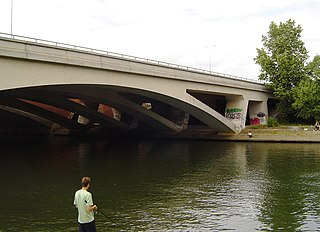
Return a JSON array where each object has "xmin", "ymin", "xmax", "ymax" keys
[{"xmin": 0, "ymin": 84, "xmax": 236, "ymax": 136}]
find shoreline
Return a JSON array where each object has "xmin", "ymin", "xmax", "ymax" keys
[
  {"xmin": 1, "ymin": 126, "xmax": 319, "ymax": 143},
  {"xmin": 223, "ymin": 126, "xmax": 320, "ymax": 143}
]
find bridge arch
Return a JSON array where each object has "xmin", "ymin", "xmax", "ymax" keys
[{"xmin": 0, "ymin": 83, "xmax": 236, "ymax": 135}]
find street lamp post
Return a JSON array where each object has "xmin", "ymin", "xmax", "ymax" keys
[
  {"xmin": 205, "ymin": 45, "xmax": 216, "ymax": 72},
  {"xmin": 11, "ymin": 0, "xmax": 13, "ymax": 36}
]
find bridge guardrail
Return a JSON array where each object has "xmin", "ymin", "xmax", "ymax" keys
[{"xmin": 0, "ymin": 32, "xmax": 263, "ymax": 84}]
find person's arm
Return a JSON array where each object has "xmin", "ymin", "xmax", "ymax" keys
[
  {"xmin": 73, "ymin": 192, "xmax": 78, "ymax": 208},
  {"xmin": 86, "ymin": 193, "xmax": 97, "ymax": 212},
  {"xmin": 88, "ymin": 204, "xmax": 97, "ymax": 212}
]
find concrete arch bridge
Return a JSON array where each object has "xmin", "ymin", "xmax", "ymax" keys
[{"xmin": 0, "ymin": 34, "xmax": 275, "ymax": 138}]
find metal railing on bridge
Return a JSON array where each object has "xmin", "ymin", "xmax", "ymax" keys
[{"xmin": 0, "ymin": 32, "xmax": 263, "ymax": 84}]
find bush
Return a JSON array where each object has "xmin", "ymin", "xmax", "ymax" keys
[{"xmin": 267, "ymin": 117, "xmax": 279, "ymax": 127}]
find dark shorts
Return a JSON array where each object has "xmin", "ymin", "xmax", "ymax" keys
[{"xmin": 78, "ymin": 220, "xmax": 96, "ymax": 232}]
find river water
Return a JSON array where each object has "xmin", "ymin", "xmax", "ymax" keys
[{"xmin": 1, "ymin": 137, "xmax": 320, "ymax": 231}]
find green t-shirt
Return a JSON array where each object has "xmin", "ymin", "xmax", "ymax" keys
[{"xmin": 74, "ymin": 189, "xmax": 95, "ymax": 223}]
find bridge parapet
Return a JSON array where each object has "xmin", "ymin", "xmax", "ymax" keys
[{"xmin": 0, "ymin": 33, "xmax": 264, "ymax": 84}]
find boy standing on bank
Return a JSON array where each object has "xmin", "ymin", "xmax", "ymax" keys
[{"xmin": 74, "ymin": 177, "xmax": 98, "ymax": 232}]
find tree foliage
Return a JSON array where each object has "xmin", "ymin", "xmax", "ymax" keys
[
  {"xmin": 254, "ymin": 19, "xmax": 309, "ymax": 119},
  {"xmin": 306, "ymin": 55, "xmax": 320, "ymax": 80},
  {"xmin": 292, "ymin": 55, "xmax": 320, "ymax": 121}
]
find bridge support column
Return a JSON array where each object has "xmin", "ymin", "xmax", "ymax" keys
[
  {"xmin": 225, "ymin": 96, "xmax": 247, "ymax": 131},
  {"xmin": 74, "ymin": 100, "xmax": 99, "ymax": 126},
  {"xmin": 248, "ymin": 100, "xmax": 268, "ymax": 125},
  {"xmin": 169, "ymin": 107, "xmax": 189, "ymax": 130}
]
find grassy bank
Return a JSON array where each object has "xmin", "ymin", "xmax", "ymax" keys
[
  {"xmin": 241, "ymin": 125, "xmax": 320, "ymax": 136},
  {"xmin": 217, "ymin": 125, "xmax": 320, "ymax": 143}
]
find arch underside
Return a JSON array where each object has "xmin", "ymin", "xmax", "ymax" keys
[{"xmin": 0, "ymin": 84, "xmax": 236, "ymax": 136}]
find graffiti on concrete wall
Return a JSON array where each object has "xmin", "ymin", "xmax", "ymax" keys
[
  {"xmin": 250, "ymin": 112, "xmax": 266, "ymax": 125},
  {"xmin": 226, "ymin": 108, "xmax": 242, "ymax": 120}
]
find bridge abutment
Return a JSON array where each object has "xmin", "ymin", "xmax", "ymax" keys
[
  {"xmin": 225, "ymin": 96, "xmax": 247, "ymax": 131},
  {"xmin": 248, "ymin": 100, "xmax": 268, "ymax": 125},
  {"xmin": 225, "ymin": 96, "xmax": 269, "ymax": 130}
]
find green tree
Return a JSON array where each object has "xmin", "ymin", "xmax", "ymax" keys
[
  {"xmin": 306, "ymin": 55, "xmax": 320, "ymax": 80},
  {"xmin": 254, "ymin": 19, "xmax": 309, "ymax": 119},
  {"xmin": 292, "ymin": 55, "xmax": 320, "ymax": 121}
]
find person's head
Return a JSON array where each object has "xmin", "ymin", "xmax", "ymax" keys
[{"xmin": 81, "ymin": 177, "xmax": 91, "ymax": 188}]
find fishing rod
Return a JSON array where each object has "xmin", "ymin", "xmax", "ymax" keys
[{"xmin": 96, "ymin": 208, "xmax": 122, "ymax": 229}]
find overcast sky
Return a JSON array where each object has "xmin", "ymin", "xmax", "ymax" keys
[{"xmin": 0, "ymin": 0, "xmax": 319, "ymax": 80}]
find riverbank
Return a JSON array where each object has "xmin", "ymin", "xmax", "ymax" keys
[{"xmin": 218, "ymin": 125, "xmax": 320, "ymax": 143}]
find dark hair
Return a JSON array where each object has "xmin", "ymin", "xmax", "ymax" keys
[{"xmin": 81, "ymin": 177, "xmax": 91, "ymax": 187}]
